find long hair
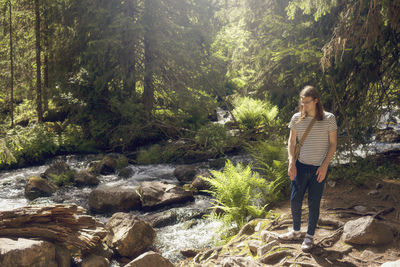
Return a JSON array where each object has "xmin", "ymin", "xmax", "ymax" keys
[{"xmin": 298, "ymin": 85, "xmax": 325, "ymax": 121}]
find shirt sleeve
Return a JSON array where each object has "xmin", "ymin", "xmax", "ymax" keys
[
  {"xmin": 288, "ymin": 113, "xmax": 298, "ymax": 130},
  {"xmin": 328, "ymin": 114, "xmax": 338, "ymax": 132}
]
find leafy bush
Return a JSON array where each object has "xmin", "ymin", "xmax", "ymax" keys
[
  {"xmin": 201, "ymin": 160, "xmax": 269, "ymax": 237},
  {"xmin": 1, "ymin": 124, "xmax": 58, "ymax": 167},
  {"xmin": 195, "ymin": 123, "xmax": 231, "ymax": 154},
  {"xmin": 48, "ymin": 170, "xmax": 76, "ymax": 187},
  {"xmin": 246, "ymin": 140, "xmax": 290, "ymax": 203},
  {"xmin": 329, "ymin": 156, "xmax": 400, "ymax": 185},
  {"xmin": 136, "ymin": 143, "xmax": 185, "ymax": 164},
  {"xmin": 232, "ymin": 96, "xmax": 278, "ymax": 131}
]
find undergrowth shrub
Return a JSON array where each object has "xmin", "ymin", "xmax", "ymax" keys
[
  {"xmin": 195, "ymin": 123, "xmax": 231, "ymax": 154},
  {"xmin": 48, "ymin": 170, "xmax": 76, "ymax": 186},
  {"xmin": 0, "ymin": 124, "xmax": 58, "ymax": 167},
  {"xmin": 246, "ymin": 140, "xmax": 290, "ymax": 202},
  {"xmin": 232, "ymin": 96, "xmax": 278, "ymax": 131},
  {"xmin": 201, "ymin": 160, "xmax": 270, "ymax": 238}
]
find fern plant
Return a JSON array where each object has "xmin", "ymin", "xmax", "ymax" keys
[
  {"xmin": 232, "ymin": 96, "xmax": 278, "ymax": 131},
  {"xmin": 201, "ymin": 160, "xmax": 269, "ymax": 237},
  {"xmin": 246, "ymin": 140, "xmax": 290, "ymax": 203}
]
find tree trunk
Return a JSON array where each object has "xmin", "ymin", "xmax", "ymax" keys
[
  {"xmin": 142, "ymin": 0, "xmax": 155, "ymax": 114},
  {"xmin": 0, "ymin": 204, "xmax": 107, "ymax": 252},
  {"xmin": 8, "ymin": 1, "xmax": 14, "ymax": 128},
  {"xmin": 43, "ymin": 6, "xmax": 49, "ymax": 112},
  {"xmin": 143, "ymin": 37, "xmax": 154, "ymax": 113},
  {"xmin": 35, "ymin": 0, "xmax": 43, "ymax": 122}
]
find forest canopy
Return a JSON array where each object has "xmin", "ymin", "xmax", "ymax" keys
[{"xmin": 0, "ymin": 0, "xmax": 399, "ymax": 167}]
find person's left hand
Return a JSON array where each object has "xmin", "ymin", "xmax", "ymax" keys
[{"xmin": 316, "ymin": 164, "xmax": 328, "ymax": 183}]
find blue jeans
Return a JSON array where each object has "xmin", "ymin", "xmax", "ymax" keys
[{"xmin": 291, "ymin": 160, "xmax": 326, "ymax": 236}]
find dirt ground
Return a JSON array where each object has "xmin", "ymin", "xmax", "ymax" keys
[{"xmin": 272, "ymin": 178, "xmax": 400, "ymax": 266}]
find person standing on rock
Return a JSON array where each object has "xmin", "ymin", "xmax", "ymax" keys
[{"xmin": 278, "ymin": 85, "xmax": 337, "ymax": 252}]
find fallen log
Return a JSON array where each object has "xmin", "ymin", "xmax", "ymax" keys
[{"xmin": 0, "ymin": 204, "xmax": 107, "ymax": 252}]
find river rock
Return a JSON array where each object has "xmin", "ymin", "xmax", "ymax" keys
[
  {"xmin": 260, "ymin": 230, "xmax": 279, "ymax": 243},
  {"xmin": 173, "ymin": 165, "xmax": 197, "ymax": 183},
  {"xmin": 105, "ymin": 213, "xmax": 156, "ymax": 258},
  {"xmin": 257, "ymin": 240, "xmax": 279, "ymax": 256},
  {"xmin": 24, "ymin": 176, "xmax": 58, "ymax": 200},
  {"xmin": 124, "ymin": 251, "xmax": 174, "ymax": 267},
  {"xmin": 181, "ymin": 249, "xmax": 199, "ymax": 258},
  {"xmin": 140, "ymin": 181, "xmax": 194, "ymax": 209},
  {"xmin": 74, "ymin": 170, "xmax": 99, "ymax": 186},
  {"xmin": 118, "ymin": 167, "xmax": 134, "ymax": 179},
  {"xmin": 191, "ymin": 172, "xmax": 211, "ymax": 191},
  {"xmin": 42, "ymin": 160, "xmax": 70, "ymax": 179},
  {"xmin": 81, "ymin": 254, "xmax": 109, "ymax": 267},
  {"xmin": 89, "ymin": 185, "xmax": 141, "ymax": 213},
  {"xmin": 343, "ymin": 216, "xmax": 394, "ymax": 245},
  {"xmin": 54, "ymin": 244, "xmax": 71, "ymax": 267},
  {"xmin": 139, "ymin": 210, "xmax": 178, "ymax": 228},
  {"xmin": 208, "ymin": 157, "xmax": 226, "ymax": 169},
  {"xmin": 381, "ymin": 259, "xmax": 400, "ymax": 267},
  {"xmin": 0, "ymin": 238, "xmax": 58, "ymax": 267},
  {"xmin": 98, "ymin": 155, "xmax": 117, "ymax": 174}
]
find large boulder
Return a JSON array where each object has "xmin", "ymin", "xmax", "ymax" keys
[
  {"xmin": 191, "ymin": 171, "xmax": 211, "ymax": 192},
  {"xmin": 118, "ymin": 167, "xmax": 134, "ymax": 179},
  {"xmin": 42, "ymin": 160, "xmax": 70, "ymax": 179},
  {"xmin": 173, "ymin": 165, "xmax": 197, "ymax": 183},
  {"xmin": 124, "ymin": 251, "xmax": 174, "ymax": 267},
  {"xmin": 0, "ymin": 238, "xmax": 59, "ymax": 267},
  {"xmin": 139, "ymin": 181, "xmax": 194, "ymax": 209},
  {"xmin": 74, "ymin": 170, "xmax": 99, "ymax": 186},
  {"xmin": 105, "ymin": 213, "xmax": 156, "ymax": 258},
  {"xmin": 81, "ymin": 255, "xmax": 109, "ymax": 267},
  {"xmin": 98, "ymin": 155, "xmax": 117, "ymax": 175},
  {"xmin": 91, "ymin": 154, "xmax": 130, "ymax": 175},
  {"xmin": 24, "ymin": 176, "xmax": 58, "ymax": 201},
  {"xmin": 343, "ymin": 216, "xmax": 394, "ymax": 245},
  {"xmin": 89, "ymin": 186, "xmax": 141, "ymax": 213}
]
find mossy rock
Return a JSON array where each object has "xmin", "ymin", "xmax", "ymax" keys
[{"xmin": 25, "ymin": 176, "xmax": 58, "ymax": 200}]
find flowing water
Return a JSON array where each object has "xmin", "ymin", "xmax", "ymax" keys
[{"xmin": 0, "ymin": 154, "xmax": 254, "ymax": 264}]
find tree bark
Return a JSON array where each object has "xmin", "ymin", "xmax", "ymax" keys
[
  {"xmin": 0, "ymin": 204, "xmax": 107, "ymax": 252},
  {"xmin": 35, "ymin": 0, "xmax": 43, "ymax": 122},
  {"xmin": 43, "ymin": 6, "xmax": 49, "ymax": 112},
  {"xmin": 8, "ymin": 0, "xmax": 14, "ymax": 128},
  {"xmin": 142, "ymin": 0, "xmax": 155, "ymax": 114}
]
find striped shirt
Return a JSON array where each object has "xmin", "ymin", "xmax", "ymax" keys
[{"xmin": 289, "ymin": 111, "xmax": 337, "ymax": 166}]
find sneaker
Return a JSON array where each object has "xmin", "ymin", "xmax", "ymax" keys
[
  {"xmin": 301, "ymin": 236, "xmax": 314, "ymax": 252},
  {"xmin": 278, "ymin": 230, "xmax": 301, "ymax": 241}
]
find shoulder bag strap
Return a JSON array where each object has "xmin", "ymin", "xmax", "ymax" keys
[{"xmin": 297, "ymin": 118, "xmax": 317, "ymax": 148}]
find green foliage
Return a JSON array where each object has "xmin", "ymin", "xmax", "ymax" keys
[
  {"xmin": 286, "ymin": 0, "xmax": 338, "ymax": 21},
  {"xmin": 246, "ymin": 140, "xmax": 290, "ymax": 203},
  {"xmin": 135, "ymin": 144, "xmax": 185, "ymax": 165},
  {"xmin": 60, "ymin": 124, "xmax": 97, "ymax": 153},
  {"xmin": 0, "ymin": 124, "xmax": 58, "ymax": 167},
  {"xmin": 195, "ymin": 123, "xmax": 230, "ymax": 154},
  {"xmin": 48, "ymin": 170, "xmax": 75, "ymax": 187},
  {"xmin": 201, "ymin": 160, "xmax": 269, "ymax": 237},
  {"xmin": 329, "ymin": 157, "xmax": 400, "ymax": 185},
  {"xmin": 232, "ymin": 96, "xmax": 278, "ymax": 131}
]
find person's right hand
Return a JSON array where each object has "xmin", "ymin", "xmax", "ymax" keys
[{"xmin": 288, "ymin": 162, "xmax": 297, "ymax": 181}]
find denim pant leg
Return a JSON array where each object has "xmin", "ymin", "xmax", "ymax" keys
[
  {"xmin": 307, "ymin": 169, "xmax": 326, "ymax": 236},
  {"xmin": 290, "ymin": 161, "xmax": 308, "ymax": 231}
]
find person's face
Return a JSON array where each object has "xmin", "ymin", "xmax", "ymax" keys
[{"xmin": 300, "ymin": 96, "xmax": 317, "ymax": 113}]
